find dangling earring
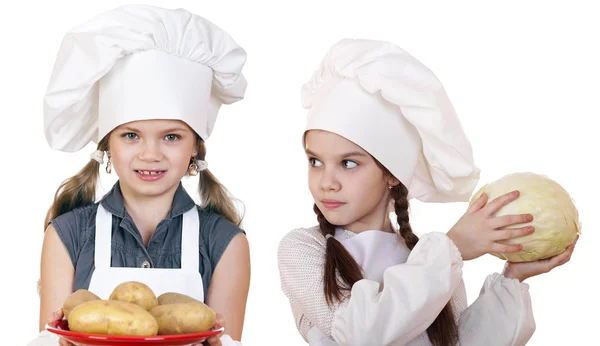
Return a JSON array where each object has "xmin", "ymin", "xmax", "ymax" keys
[
  {"xmin": 188, "ymin": 156, "xmax": 199, "ymax": 176},
  {"xmin": 106, "ymin": 155, "xmax": 112, "ymax": 174}
]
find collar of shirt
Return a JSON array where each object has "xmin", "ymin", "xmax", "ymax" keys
[{"xmin": 99, "ymin": 180, "xmax": 197, "ymax": 220}]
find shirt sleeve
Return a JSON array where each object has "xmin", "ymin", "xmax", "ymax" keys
[
  {"xmin": 456, "ymin": 273, "xmax": 535, "ymax": 346},
  {"xmin": 199, "ymin": 208, "xmax": 245, "ymax": 270},
  {"xmin": 50, "ymin": 206, "xmax": 93, "ymax": 268}
]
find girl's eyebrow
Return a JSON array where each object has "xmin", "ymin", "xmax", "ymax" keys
[
  {"xmin": 118, "ymin": 126, "xmax": 140, "ymax": 132},
  {"xmin": 160, "ymin": 127, "xmax": 188, "ymax": 133},
  {"xmin": 117, "ymin": 126, "xmax": 189, "ymax": 133},
  {"xmin": 305, "ymin": 148, "xmax": 319, "ymax": 157},
  {"xmin": 305, "ymin": 148, "xmax": 367, "ymax": 158},
  {"xmin": 339, "ymin": 151, "xmax": 367, "ymax": 158}
]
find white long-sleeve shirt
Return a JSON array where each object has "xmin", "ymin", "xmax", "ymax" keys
[{"xmin": 277, "ymin": 226, "xmax": 535, "ymax": 346}]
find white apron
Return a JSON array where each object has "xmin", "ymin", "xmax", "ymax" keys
[
  {"xmin": 307, "ymin": 228, "xmax": 410, "ymax": 346},
  {"xmin": 88, "ymin": 204, "xmax": 204, "ymax": 301}
]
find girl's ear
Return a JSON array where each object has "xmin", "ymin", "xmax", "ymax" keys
[{"xmin": 387, "ymin": 176, "xmax": 400, "ymax": 189}]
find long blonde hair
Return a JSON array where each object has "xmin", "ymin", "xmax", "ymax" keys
[
  {"xmin": 44, "ymin": 134, "xmax": 243, "ymax": 230},
  {"xmin": 44, "ymin": 137, "xmax": 109, "ymax": 229},
  {"xmin": 196, "ymin": 137, "xmax": 244, "ymax": 226}
]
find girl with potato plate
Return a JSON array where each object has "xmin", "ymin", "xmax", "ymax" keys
[
  {"xmin": 277, "ymin": 39, "xmax": 578, "ymax": 346},
  {"xmin": 31, "ymin": 5, "xmax": 250, "ymax": 346}
]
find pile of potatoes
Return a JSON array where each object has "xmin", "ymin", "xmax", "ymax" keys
[{"xmin": 62, "ymin": 281, "xmax": 216, "ymax": 336}]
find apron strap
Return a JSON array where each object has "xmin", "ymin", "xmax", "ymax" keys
[
  {"xmin": 94, "ymin": 204, "xmax": 113, "ymax": 270},
  {"xmin": 180, "ymin": 207, "xmax": 200, "ymax": 273}
]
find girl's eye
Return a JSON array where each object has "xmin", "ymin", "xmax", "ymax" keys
[
  {"xmin": 309, "ymin": 158, "xmax": 323, "ymax": 167},
  {"xmin": 165, "ymin": 134, "xmax": 180, "ymax": 141},
  {"xmin": 124, "ymin": 133, "xmax": 138, "ymax": 140},
  {"xmin": 342, "ymin": 160, "xmax": 358, "ymax": 169}
]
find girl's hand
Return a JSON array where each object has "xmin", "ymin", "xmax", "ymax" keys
[
  {"xmin": 49, "ymin": 308, "xmax": 74, "ymax": 346},
  {"xmin": 447, "ymin": 190, "xmax": 535, "ymax": 261},
  {"xmin": 503, "ymin": 235, "xmax": 578, "ymax": 282},
  {"xmin": 201, "ymin": 313, "xmax": 225, "ymax": 346}
]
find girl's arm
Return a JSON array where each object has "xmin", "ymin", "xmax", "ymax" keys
[
  {"xmin": 205, "ymin": 233, "xmax": 251, "ymax": 341},
  {"xmin": 39, "ymin": 224, "xmax": 75, "ymax": 331},
  {"xmin": 278, "ymin": 228, "xmax": 463, "ymax": 346}
]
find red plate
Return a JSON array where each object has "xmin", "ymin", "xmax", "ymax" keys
[{"xmin": 46, "ymin": 320, "xmax": 223, "ymax": 346}]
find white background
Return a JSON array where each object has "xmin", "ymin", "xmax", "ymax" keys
[{"xmin": 0, "ymin": 1, "xmax": 598, "ymax": 345}]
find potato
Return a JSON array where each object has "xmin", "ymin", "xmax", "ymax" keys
[
  {"xmin": 150, "ymin": 303, "xmax": 216, "ymax": 334},
  {"xmin": 62, "ymin": 289, "xmax": 101, "ymax": 319},
  {"xmin": 157, "ymin": 292, "xmax": 202, "ymax": 305},
  {"xmin": 68, "ymin": 300, "xmax": 158, "ymax": 336},
  {"xmin": 109, "ymin": 281, "xmax": 158, "ymax": 311}
]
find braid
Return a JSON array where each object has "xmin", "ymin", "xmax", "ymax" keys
[
  {"xmin": 390, "ymin": 182, "xmax": 458, "ymax": 346},
  {"xmin": 391, "ymin": 183, "xmax": 419, "ymax": 250}
]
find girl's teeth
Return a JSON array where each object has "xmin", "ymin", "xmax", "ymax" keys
[{"xmin": 139, "ymin": 171, "xmax": 162, "ymax": 175}]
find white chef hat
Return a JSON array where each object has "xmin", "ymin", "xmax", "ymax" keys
[
  {"xmin": 302, "ymin": 39, "xmax": 480, "ymax": 203},
  {"xmin": 43, "ymin": 4, "xmax": 247, "ymax": 152}
]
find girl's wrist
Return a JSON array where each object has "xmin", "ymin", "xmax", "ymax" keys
[{"xmin": 502, "ymin": 263, "xmax": 523, "ymax": 282}]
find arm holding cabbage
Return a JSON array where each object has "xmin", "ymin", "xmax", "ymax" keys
[{"xmin": 454, "ymin": 172, "xmax": 580, "ymax": 346}]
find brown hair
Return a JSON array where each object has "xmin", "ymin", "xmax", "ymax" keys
[
  {"xmin": 315, "ymin": 166, "xmax": 458, "ymax": 346},
  {"xmin": 44, "ymin": 134, "xmax": 243, "ymax": 229}
]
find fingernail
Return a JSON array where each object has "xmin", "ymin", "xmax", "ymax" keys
[
  {"xmin": 513, "ymin": 190, "xmax": 520, "ymax": 196},
  {"xmin": 528, "ymin": 215, "xmax": 534, "ymax": 221}
]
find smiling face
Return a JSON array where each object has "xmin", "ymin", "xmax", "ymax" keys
[
  {"xmin": 305, "ymin": 130, "xmax": 399, "ymax": 233},
  {"xmin": 107, "ymin": 119, "xmax": 197, "ymax": 198}
]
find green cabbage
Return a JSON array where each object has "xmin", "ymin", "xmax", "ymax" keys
[{"xmin": 468, "ymin": 172, "xmax": 581, "ymax": 262}]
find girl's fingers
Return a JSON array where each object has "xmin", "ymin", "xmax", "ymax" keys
[
  {"xmin": 467, "ymin": 192, "xmax": 488, "ymax": 213},
  {"xmin": 483, "ymin": 190, "xmax": 520, "ymax": 217},
  {"xmin": 491, "ymin": 242, "xmax": 523, "ymax": 254},
  {"xmin": 489, "ymin": 213, "xmax": 533, "ymax": 230},
  {"xmin": 492, "ymin": 226, "xmax": 534, "ymax": 241}
]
